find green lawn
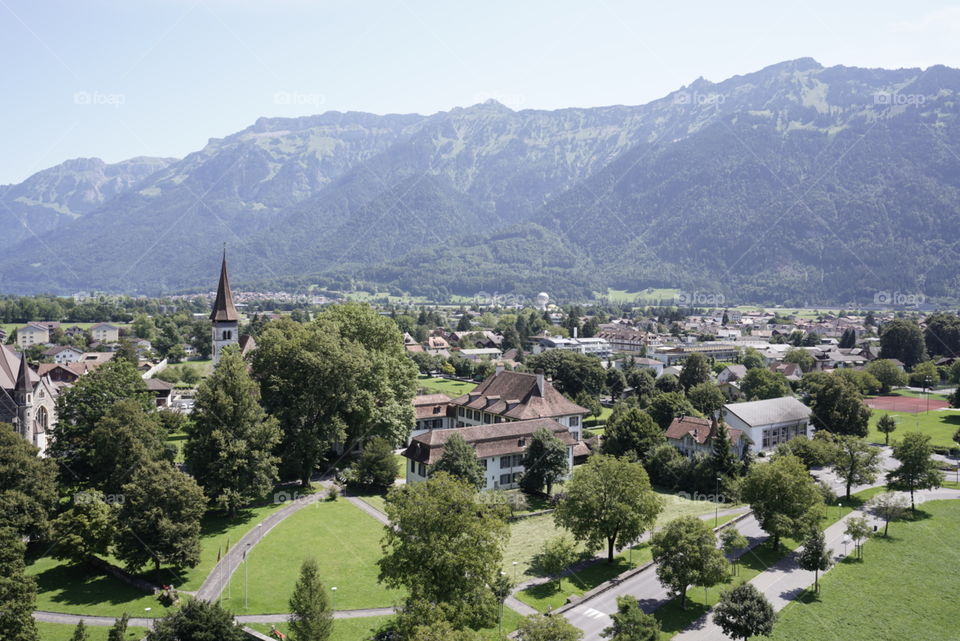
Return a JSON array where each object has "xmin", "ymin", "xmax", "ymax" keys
[
  {"xmin": 165, "ymin": 358, "xmax": 214, "ymax": 379},
  {"xmin": 165, "ymin": 430, "xmax": 187, "ymax": 463},
  {"xmin": 248, "ymin": 607, "xmax": 525, "ymax": 641},
  {"xmin": 584, "ymin": 407, "xmax": 613, "ymax": 428},
  {"xmin": 866, "ymin": 409, "xmax": 960, "ymax": 449},
  {"xmin": 768, "ymin": 499, "xmax": 960, "ymax": 641},
  {"xmin": 596, "ymin": 288, "xmax": 680, "ymax": 303},
  {"xmin": 35, "ymin": 621, "xmax": 148, "ymax": 641},
  {"xmin": 869, "ymin": 389, "xmax": 950, "ymax": 401},
  {"xmin": 26, "ymin": 553, "xmax": 176, "ymax": 618},
  {"xmin": 355, "ymin": 491, "xmax": 387, "ymax": 515},
  {"xmin": 221, "ymin": 499, "xmax": 401, "ymax": 614},
  {"xmin": 416, "ymin": 375, "xmax": 477, "ymax": 397}
]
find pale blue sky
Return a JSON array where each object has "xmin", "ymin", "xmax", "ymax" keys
[{"xmin": 2, "ymin": 0, "xmax": 959, "ymax": 184}]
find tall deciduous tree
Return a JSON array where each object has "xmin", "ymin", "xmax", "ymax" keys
[
  {"xmin": 869, "ymin": 492, "xmax": 909, "ymax": 536},
  {"xmin": 107, "ymin": 614, "xmax": 129, "ymax": 641},
  {"xmin": 678, "ymin": 353, "xmax": 712, "ymax": 391},
  {"xmin": 796, "ymin": 529, "xmax": 831, "ymax": 593},
  {"xmin": 866, "ymin": 360, "xmax": 907, "ymax": 394},
  {"xmin": 687, "ymin": 382, "xmax": 725, "ymax": 417},
  {"xmin": 253, "ymin": 305, "xmax": 417, "ymax": 488},
  {"xmin": 379, "ymin": 473, "xmax": 509, "ymax": 630},
  {"xmin": 115, "ymin": 461, "xmax": 206, "ymax": 579},
  {"xmin": 739, "ymin": 369, "xmax": 790, "ymax": 401},
  {"xmin": 651, "ymin": 516, "xmax": 730, "ymax": 609},
  {"xmin": 601, "ymin": 404, "xmax": 665, "ymax": 459},
  {"xmin": 879, "ymin": 319, "xmax": 926, "ymax": 368},
  {"xmin": 51, "ymin": 358, "xmax": 151, "ymax": 488},
  {"xmin": 186, "ymin": 347, "xmax": 281, "ymax": 514},
  {"xmin": 352, "ymin": 436, "xmax": 399, "ymax": 490},
  {"xmin": 525, "ymin": 350, "xmax": 606, "ymax": 398},
  {"xmin": 601, "ymin": 595, "xmax": 661, "ymax": 641},
  {"xmin": 536, "ymin": 535, "xmax": 578, "ymax": 591},
  {"xmin": 719, "ymin": 527, "xmax": 749, "ymax": 575},
  {"xmin": 831, "ymin": 436, "xmax": 881, "ymax": 499},
  {"xmin": 876, "ymin": 414, "xmax": 897, "ymax": 446},
  {"xmin": 886, "ymin": 432, "xmax": 944, "ymax": 512},
  {"xmin": 0, "ymin": 426, "xmax": 57, "ymax": 540},
  {"xmin": 808, "ymin": 376, "xmax": 871, "ymax": 437},
  {"xmin": 515, "ymin": 614, "xmax": 583, "ymax": 641},
  {"xmin": 647, "ymin": 392, "xmax": 696, "ymax": 431},
  {"xmin": 0, "ymin": 527, "xmax": 39, "ymax": 641},
  {"xmin": 520, "ymin": 428, "xmax": 569, "ymax": 495},
  {"xmin": 289, "ymin": 558, "xmax": 333, "ymax": 641},
  {"xmin": 742, "ymin": 455, "xmax": 824, "ymax": 549},
  {"xmin": 146, "ymin": 598, "xmax": 246, "ymax": 641},
  {"xmin": 844, "ymin": 516, "xmax": 871, "ymax": 560},
  {"xmin": 432, "ymin": 433, "xmax": 485, "ymax": 490},
  {"xmin": 89, "ymin": 399, "xmax": 169, "ymax": 495},
  {"xmin": 554, "ymin": 455, "xmax": 663, "ymax": 563},
  {"xmin": 50, "ymin": 490, "xmax": 117, "ymax": 564},
  {"xmin": 713, "ymin": 584, "xmax": 776, "ymax": 640}
]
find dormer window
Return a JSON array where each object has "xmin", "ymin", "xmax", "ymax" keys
[{"xmin": 518, "ymin": 438, "xmax": 526, "ymax": 447}]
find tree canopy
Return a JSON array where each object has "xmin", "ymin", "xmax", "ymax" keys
[{"xmin": 741, "ymin": 454, "xmax": 824, "ymax": 549}]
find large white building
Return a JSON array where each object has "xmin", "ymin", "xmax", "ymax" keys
[
  {"xmin": 403, "ymin": 417, "xmax": 577, "ymax": 490},
  {"xmin": 721, "ymin": 396, "xmax": 813, "ymax": 454}
]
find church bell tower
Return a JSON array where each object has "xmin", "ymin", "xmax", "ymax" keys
[{"xmin": 210, "ymin": 249, "xmax": 239, "ymax": 365}]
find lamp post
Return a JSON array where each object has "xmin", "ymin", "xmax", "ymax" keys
[
  {"xmin": 244, "ymin": 543, "xmax": 250, "ymax": 610},
  {"xmin": 715, "ymin": 476, "xmax": 721, "ymax": 527},
  {"xmin": 837, "ymin": 501, "xmax": 842, "ymax": 521},
  {"xmin": 331, "ymin": 586, "xmax": 337, "ymax": 612},
  {"xmin": 512, "ymin": 561, "xmax": 518, "ymax": 583},
  {"xmin": 842, "ymin": 536, "xmax": 850, "ymax": 557}
]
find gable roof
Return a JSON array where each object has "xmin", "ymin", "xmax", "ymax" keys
[
  {"xmin": 722, "ymin": 364, "xmax": 748, "ymax": 380},
  {"xmin": 414, "ymin": 393, "xmax": 451, "ymax": 420},
  {"xmin": 210, "ymin": 251, "xmax": 239, "ymax": 322},
  {"xmin": 665, "ymin": 416, "xmax": 743, "ymax": 445},
  {"xmin": 403, "ymin": 418, "xmax": 576, "ymax": 465},
  {"xmin": 723, "ymin": 396, "xmax": 811, "ymax": 427},
  {"xmin": 449, "ymin": 370, "xmax": 586, "ymax": 420}
]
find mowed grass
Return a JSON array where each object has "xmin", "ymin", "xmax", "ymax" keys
[
  {"xmin": 513, "ymin": 493, "xmax": 741, "ymax": 612},
  {"xmin": 416, "ymin": 375, "xmax": 477, "ymax": 397},
  {"xmin": 867, "ymin": 410, "xmax": 960, "ymax": 449},
  {"xmin": 35, "ymin": 621, "xmax": 148, "ymax": 641},
  {"xmin": 247, "ymin": 607, "xmax": 525, "ymax": 641},
  {"xmin": 767, "ymin": 499, "xmax": 960, "ymax": 641},
  {"xmin": 221, "ymin": 499, "xmax": 402, "ymax": 614}
]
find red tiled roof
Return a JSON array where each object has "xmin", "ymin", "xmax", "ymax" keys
[
  {"xmin": 665, "ymin": 416, "xmax": 743, "ymax": 445},
  {"xmin": 403, "ymin": 418, "xmax": 576, "ymax": 465},
  {"xmin": 449, "ymin": 371, "xmax": 586, "ymax": 421},
  {"xmin": 414, "ymin": 393, "xmax": 451, "ymax": 420}
]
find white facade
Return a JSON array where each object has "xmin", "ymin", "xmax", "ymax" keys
[
  {"xmin": 52, "ymin": 347, "xmax": 83, "ymax": 364},
  {"xmin": 722, "ymin": 397, "xmax": 813, "ymax": 454},
  {"xmin": 17, "ymin": 325, "xmax": 49, "ymax": 348},
  {"xmin": 211, "ymin": 321, "xmax": 239, "ymax": 365},
  {"xmin": 453, "ymin": 407, "xmax": 582, "ymax": 441},
  {"xmin": 405, "ymin": 444, "xmax": 574, "ymax": 490}
]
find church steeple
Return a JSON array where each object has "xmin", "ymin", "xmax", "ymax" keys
[
  {"xmin": 210, "ymin": 248, "xmax": 239, "ymax": 322},
  {"xmin": 15, "ymin": 350, "xmax": 32, "ymax": 393},
  {"xmin": 210, "ymin": 247, "xmax": 239, "ymax": 365}
]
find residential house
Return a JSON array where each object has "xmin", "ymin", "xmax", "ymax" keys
[
  {"xmin": 403, "ymin": 418, "xmax": 577, "ymax": 490},
  {"xmin": 717, "ymin": 364, "xmax": 748, "ymax": 384},
  {"xmin": 426, "ymin": 336, "xmax": 450, "ymax": 356},
  {"xmin": 770, "ymin": 362, "xmax": 803, "ymax": 382},
  {"xmin": 17, "ymin": 323, "xmax": 50, "ymax": 348},
  {"xmin": 145, "ymin": 378, "xmax": 175, "ymax": 408},
  {"xmin": 89, "ymin": 323, "xmax": 120, "ymax": 343},
  {"xmin": 43, "ymin": 345, "xmax": 84, "ymax": 364},
  {"xmin": 665, "ymin": 415, "xmax": 747, "ymax": 459},
  {"xmin": 721, "ymin": 396, "xmax": 813, "ymax": 454},
  {"xmin": 412, "ymin": 393, "xmax": 454, "ymax": 438},
  {"xmin": 448, "ymin": 369, "xmax": 587, "ymax": 437},
  {"xmin": 459, "ymin": 348, "xmax": 503, "ymax": 361}
]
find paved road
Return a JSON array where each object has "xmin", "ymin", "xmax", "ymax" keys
[
  {"xmin": 671, "ymin": 487, "xmax": 960, "ymax": 641},
  {"xmin": 33, "ymin": 606, "xmax": 398, "ymax": 628},
  {"xmin": 561, "ymin": 513, "xmax": 765, "ymax": 640}
]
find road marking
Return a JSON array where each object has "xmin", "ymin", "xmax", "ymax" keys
[{"xmin": 583, "ymin": 608, "xmax": 606, "ymax": 619}]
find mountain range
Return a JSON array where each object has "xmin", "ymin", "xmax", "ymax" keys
[{"xmin": 2, "ymin": 58, "xmax": 960, "ymax": 305}]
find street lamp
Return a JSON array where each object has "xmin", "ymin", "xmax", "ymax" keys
[
  {"xmin": 512, "ymin": 561, "xmax": 518, "ymax": 583},
  {"xmin": 715, "ymin": 476, "xmax": 721, "ymax": 527},
  {"xmin": 331, "ymin": 586, "xmax": 338, "ymax": 611},
  {"xmin": 244, "ymin": 543, "xmax": 251, "ymax": 610},
  {"xmin": 842, "ymin": 536, "xmax": 851, "ymax": 557}
]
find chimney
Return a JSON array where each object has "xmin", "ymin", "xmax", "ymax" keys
[
  {"xmin": 495, "ymin": 363, "xmax": 504, "ymax": 374},
  {"xmin": 535, "ymin": 368, "xmax": 545, "ymax": 396},
  {"xmin": 573, "ymin": 326, "xmax": 578, "ymax": 339}
]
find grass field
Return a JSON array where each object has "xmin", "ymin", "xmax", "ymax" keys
[
  {"xmin": 584, "ymin": 407, "xmax": 613, "ymax": 428},
  {"xmin": 247, "ymin": 607, "xmax": 526, "ymax": 641},
  {"xmin": 165, "ymin": 430, "xmax": 187, "ymax": 463},
  {"xmin": 416, "ymin": 375, "xmax": 477, "ymax": 397},
  {"xmin": 221, "ymin": 499, "xmax": 402, "ymax": 614},
  {"xmin": 596, "ymin": 288, "xmax": 681, "ymax": 303},
  {"xmin": 867, "ymin": 409, "xmax": 960, "ymax": 449},
  {"xmin": 767, "ymin": 499, "xmax": 960, "ymax": 641},
  {"xmin": 35, "ymin": 621, "xmax": 148, "ymax": 641}
]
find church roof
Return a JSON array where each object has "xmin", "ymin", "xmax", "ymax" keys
[
  {"xmin": 210, "ymin": 251, "xmax": 239, "ymax": 323},
  {"xmin": 15, "ymin": 349, "xmax": 34, "ymax": 393}
]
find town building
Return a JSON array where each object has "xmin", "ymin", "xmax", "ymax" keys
[
  {"xmin": 0, "ymin": 345, "xmax": 59, "ymax": 453},
  {"xmin": 412, "ymin": 393, "xmax": 454, "ymax": 438},
  {"xmin": 664, "ymin": 415, "xmax": 747, "ymax": 459},
  {"xmin": 89, "ymin": 322, "xmax": 121, "ymax": 343},
  {"xmin": 403, "ymin": 418, "xmax": 577, "ymax": 490},
  {"xmin": 16, "ymin": 323, "xmax": 50, "ymax": 348},
  {"xmin": 43, "ymin": 345, "xmax": 84, "ymax": 364},
  {"xmin": 210, "ymin": 251, "xmax": 239, "ymax": 365},
  {"xmin": 721, "ymin": 396, "xmax": 813, "ymax": 454}
]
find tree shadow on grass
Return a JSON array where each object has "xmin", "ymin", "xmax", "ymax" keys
[{"xmin": 28, "ymin": 560, "xmax": 170, "ymax": 611}]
